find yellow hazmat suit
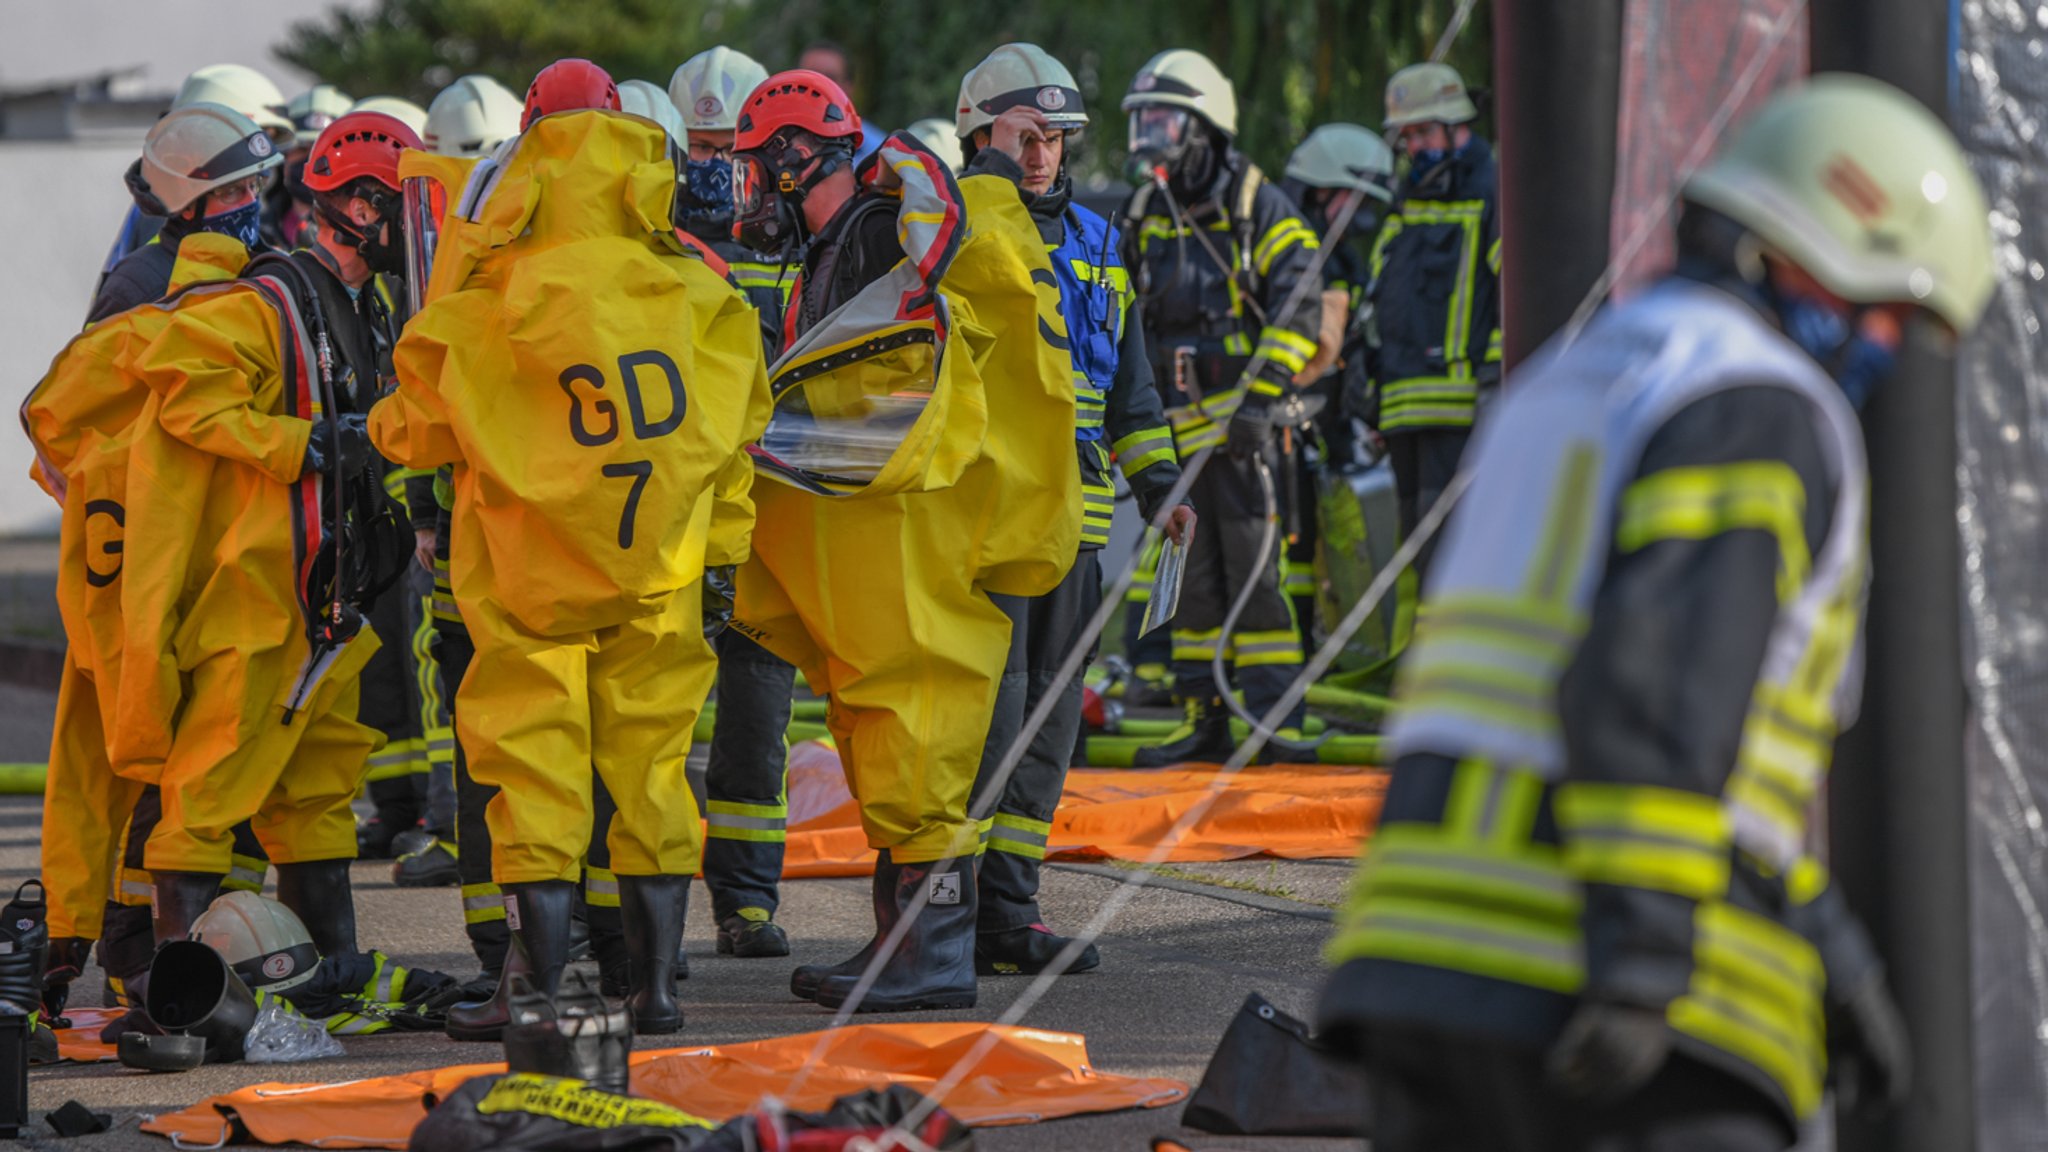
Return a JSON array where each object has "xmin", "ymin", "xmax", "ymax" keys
[
  {"xmin": 26, "ymin": 236, "xmax": 296, "ymax": 929},
  {"xmin": 25, "ymin": 233, "xmax": 382, "ymax": 882},
  {"xmin": 736, "ymin": 141, "xmax": 1081, "ymax": 865},
  {"xmin": 371, "ymin": 112, "xmax": 771, "ymax": 884}
]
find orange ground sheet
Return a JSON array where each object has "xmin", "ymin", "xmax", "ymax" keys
[
  {"xmin": 782, "ymin": 741, "xmax": 1387, "ymax": 878},
  {"xmin": 140, "ymin": 1023, "xmax": 1188, "ymax": 1147}
]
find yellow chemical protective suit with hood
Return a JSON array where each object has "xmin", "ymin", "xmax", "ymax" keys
[
  {"xmin": 23, "ymin": 234, "xmax": 251, "ymax": 941},
  {"xmin": 371, "ymin": 110, "xmax": 770, "ymax": 888},
  {"xmin": 737, "ymin": 139, "xmax": 1081, "ymax": 871},
  {"xmin": 30, "ymin": 230, "xmax": 387, "ymax": 901}
]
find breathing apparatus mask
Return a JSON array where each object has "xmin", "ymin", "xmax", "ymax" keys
[
  {"xmin": 732, "ymin": 130, "xmax": 853, "ymax": 258},
  {"xmin": 315, "ymin": 181, "xmax": 407, "ymax": 276},
  {"xmin": 1126, "ymin": 105, "xmax": 1216, "ymax": 195}
]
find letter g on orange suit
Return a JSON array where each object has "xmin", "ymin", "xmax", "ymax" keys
[
  {"xmin": 729, "ymin": 82, "xmax": 1081, "ymax": 1012},
  {"xmin": 369, "ymin": 103, "xmax": 771, "ymax": 1038}
]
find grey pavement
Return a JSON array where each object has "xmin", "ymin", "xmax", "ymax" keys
[{"xmin": 0, "ymin": 683, "xmax": 1369, "ymax": 1151}]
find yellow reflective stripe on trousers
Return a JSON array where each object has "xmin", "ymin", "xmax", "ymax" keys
[
  {"xmin": 1669, "ymin": 901, "xmax": 1825, "ymax": 1119},
  {"xmin": 583, "ymin": 866, "xmax": 619, "ymax": 908},
  {"xmin": 988, "ymin": 812, "xmax": 1051, "ymax": 860},
  {"xmin": 364, "ymin": 736, "xmax": 430, "ymax": 783},
  {"xmin": 1555, "ymin": 783, "xmax": 1731, "ymax": 899},
  {"xmin": 225, "ymin": 854, "xmax": 267, "ymax": 894},
  {"xmin": 1616, "ymin": 461, "xmax": 1811, "ymax": 601},
  {"xmin": 1397, "ymin": 659, "xmax": 1560, "ymax": 738},
  {"xmin": 1233, "ymin": 628, "xmax": 1303, "ymax": 668},
  {"xmin": 1172, "ymin": 627, "xmax": 1224, "ymax": 662},
  {"xmin": 462, "ymin": 882, "xmax": 505, "ymax": 925},
  {"xmin": 705, "ymin": 799, "xmax": 787, "ymax": 844},
  {"xmin": 1282, "ymin": 557, "xmax": 1314, "ymax": 597}
]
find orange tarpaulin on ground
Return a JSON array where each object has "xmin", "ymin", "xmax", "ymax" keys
[
  {"xmin": 782, "ymin": 741, "xmax": 1386, "ymax": 878},
  {"xmin": 140, "ymin": 1023, "xmax": 1187, "ymax": 1148},
  {"xmin": 55, "ymin": 1006, "xmax": 120, "ymax": 1063}
]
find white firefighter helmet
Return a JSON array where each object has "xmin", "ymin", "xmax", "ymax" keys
[
  {"xmin": 1683, "ymin": 73, "xmax": 1995, "ymax": 334},
  {"xmin": 905, "ymin": 117, "xmax": 963, "ymax": 172},
  {"xmin": 424, "ymin": 74, "xmax": 523, "ymax": 157},
  {"xmin": 1121, "ymin": 48, "xmax": 1237, "ymax": 137},
  {"xmin": 140, "ymin": 102, "xmax": 285, "ymax": 216},
  {"xmin": 173, "ymin": 63, "xmax": 293, "ymax": 139},
  {"xmin": 349, "ymin": 95, "xmax": 430, "ymax": 138},
  {"xmin": 669, "ymin": 46, "xmax": 770, "ymax": 134},
  {"xmin": 286, "ymin": 84, "xmax": 354, "ymax": 148},
  {"xmin": 955, "ymin": 43, "xmax": 1087, "ymax": 142},
  {"xmin": 1383, "ymin": 62, "xmax": 1477, "ymax": 130},
  {"xmin": 190, "ymin": 891, "xmax": 321, "ymax": 995},
  {"xmin": 618, "ymin": 78, "xmax": 688, "ymax": 147},
  {"xmin": 1287, "ymin": 123, "xmax": 1396, "ymax": 203}
]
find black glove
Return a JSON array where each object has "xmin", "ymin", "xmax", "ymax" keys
[
  {"xmin": 302, "ymin": 412, "xmax": 371, "ymax": 476},
  {"xmin": 1225, "ymin": 395, "xmax": 1275, "ymax": 460},
  {"xmin": 1830, "ymin": 972, "xmax": 1911, "ymax": 1114},
  {"xmin": 702, "ymin": 564, "xmax": 737, "ymax": 640},
  {"xmin": 1545, "ymin": 998, "xmax": 1672, "ymax": 1101},
  {"xmin": 42, "ymin": 936, "xmax": 91, "ymax": 1024}
]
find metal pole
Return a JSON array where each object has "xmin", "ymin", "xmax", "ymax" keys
[
  {"xmin": 1810, "ymin": 2, "xmax": 1976, "ymax": 1150},
  {"xmin": 1491, "ymin": 0, "xmax": 1623, "ymax": 367}
]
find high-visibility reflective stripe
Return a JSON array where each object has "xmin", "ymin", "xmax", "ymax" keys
[
  {"xmin": 426, "ymin": 732, "xmax": 455, "ymax": 766},
  {"xmin": 119, "ymin": 877, "xmax": 154, "ymax": 904},
  {"xmin": 364, "ymin": 737, "xmax": 430, "ymax": 783},
  {"xmin": 324, "ymin": 1011, "xmax": 393, "ymax": 1035},
  {"xmin": 1528, "ymin": 445, "xmax": 1601, "ymax": 602},
  {"xmin": 1418, "ymin": 595, "xmax": 1584, "ymax": 663},
  {"xmin": 1398, "ymin": 661, "xmax": 1560, "ymax": 736},
  {"xmin": 1223, "ymin": 331, "xmax": 1253, "ymax": 356},
  {"xmin": 226, "ymin": 855, "xmax": 267, "ymax": 894},
  {"xmin": 1068, "ymin": 258, "xmax": 1132, "ymax": 296},
  {"xmin": 463, "ymin": 883, "xmax": 505, "ymax": 925},
  {"xmin": 584, "ymin": 867, "xmax": 620, "ymax": 908},
  {"xmin": 989, "ymin": 813, "xmax": 1051, "ymax": 860},
  {"xmin": 1380, "ymin": 373, "xmax": 1478, "ymax": 430},
  {"xmin": 1617, "ymin": 462, "xmax": 1811, "ymax": 602},
  {"xmin": 1556, "ymin": 783, "xmax": 1731, "ymax": 899},
  {"xmin": 1233, "ymin": 631, "xmax": 1304, "ymax": 668},
  {"xmin": 1112, "ymin": 427, "xmax": 1176, "ymax": 477},
  {"xmin": 1172, "ymin": 626, "xmax": 1224, "ymax": 662},
  {"xmin": 1670, "ymin": 901, "xmax": 1825, "ymax": 1118},
  {"xmin": 1081, "ymin": 484, "xmax": 1116, "ymax": 546},
  {"xmin": 1337, "ymin": 900, "xmax": 1584, "ymax": 993},
  {"xmin": 1257, "ymin": 327, "xmax": 1317, "ymax": 375},
  {"xmin": 706, "ymin": 799, "xmax": 788, "ymax": 844},
  {"xmin": 1282, "ymin": 558, "xmax": 1315, "ymax": 597},
  {"xmin": 1252, "ymin": 218, "xmax": 1318, "ymax": 277}
]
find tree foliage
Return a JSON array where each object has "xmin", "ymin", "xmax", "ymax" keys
[{"xmin": 278, "ymin": 0, "xmax": 1492, "ymax": 178}]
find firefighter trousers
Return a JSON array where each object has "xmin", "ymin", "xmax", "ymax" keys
[
  {"xmin": 702, "ymin": 628, "xmax": 796, "ymax": 923},
  {"xmin": 1168, "ymin": 449, "xmax": 1306, "ymax": 727}
]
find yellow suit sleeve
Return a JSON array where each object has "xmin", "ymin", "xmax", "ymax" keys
[
  {"xmin": 374, "ymin": 289, "xmax": 488, "ymax": 469},
  {"xmin": 135, "ymin": 292, "xmax": 310, "ymax": 484}
]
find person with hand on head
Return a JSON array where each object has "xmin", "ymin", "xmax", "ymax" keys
[
  {"xmin": 1316, "ymin": 76, "xmax": 1985, "ymax": 1151},
  {"xmin": 953, "ymin": 42, "xmax": 1193, "ymax": 977}
]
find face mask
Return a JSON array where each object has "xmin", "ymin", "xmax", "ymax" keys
[
  {"xmin": 681, "ymin": 157, "xmax": 735, "ymax": 229},
  {"xmin": 1778, "ymin": 293, "xmax": 1898, "ymax": 410},
  {"xmin": 197, "ymin": 200, "xmax": 264, "ymax": 250}
]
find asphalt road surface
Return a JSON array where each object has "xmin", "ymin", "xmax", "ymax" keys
[{"xmin": 0, "ymin": 682, "xmax": 1369, "ymax": 1151}]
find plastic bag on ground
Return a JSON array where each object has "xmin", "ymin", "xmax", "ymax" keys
[{"xmin": 243, "ymin": 1000, "xmax": 344, "ymax": 1063}]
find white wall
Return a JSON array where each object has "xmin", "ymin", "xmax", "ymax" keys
[{"xmin": 1, "ymin": 139, "xmax": 140, "ymax": 536}]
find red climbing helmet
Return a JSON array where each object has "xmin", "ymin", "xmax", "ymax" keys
[{"xmin": 522, "ymin": 58, "xmax": 622, "ymax": 130}]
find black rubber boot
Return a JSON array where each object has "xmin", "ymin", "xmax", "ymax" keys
[
  {"xmin": 618, "ymin": 875, "xmax": 684, "ymax": 1035},
  {"xmin": 976, "ymin": 924, "xmax": 1101, "ymax": 976},
  {"xmin": 1130, "ymin": 697, "xmax": 1235, "ymax": 768},
  {"xmin": 790, "ymin": 855, "xmax": 891, "ymax": 1001},
  {"xmin": 587, "ymin": 898, "xmax": 629, "ymax": 999},
  {"xmin": 445, "ymin": 880, "xmax": 576, "ymax": 1042},
  {"xmin": 150, "ymin": 871, "xmax": 223, "ymax": 947},
  {"xmin": 813, "ymin": 855, "xmax": 978, "ymax": 1013},
  {"xmin": 273, "ymin": 859, "xmax": 358, "ymax": 958}
]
